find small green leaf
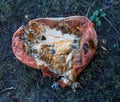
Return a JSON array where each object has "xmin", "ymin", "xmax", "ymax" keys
[
  {"xmin": 96, "ymin": 20, "xmax": 101, "ymax": 26},
  {"xmin": 101, "ymin": 12, "xmax": 106, "ymax": 17},
  {"xmin": 90, "ymin": 16, "xmax": 95, "ymax": 21},
  {"xmin": 95, "ymin": 17, "xmax": 99, "ymax": 22},
  {"xmin": 94, "ymin": 10, "xmax": 99, "ymax": 16}
]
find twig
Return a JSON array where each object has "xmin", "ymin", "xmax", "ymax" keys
[
  {"xmin": 0, "ymin": 28, "xmax": 8, "ymax": 34},
  {"xmin": 86, "ymin": 0, "xmax": 98, "ymax": 17},
  {"xmin": 104, "ymin": 16, "xmax": 120, "ymax": 41},
  {"xmin": 0, "ymin": 87, "xmax": 15, "ymax": 94},
  {"xmin": 101, "ymin": 46, "xmax": 109, "ymax": 53}
]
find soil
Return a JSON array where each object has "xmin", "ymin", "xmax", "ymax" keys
[{"xmin": 0, "ymin": 0, "xmax": 120, "ymax": 102}]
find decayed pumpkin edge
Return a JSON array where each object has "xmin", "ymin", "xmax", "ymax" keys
[{"xmin": 12, "ymin": 26, "xmax": 38, "ymax": 68}]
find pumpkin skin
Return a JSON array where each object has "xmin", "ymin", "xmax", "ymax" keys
[{"xmin": 12, "ymin": 16, "xmax": 97, "ymax": 90}]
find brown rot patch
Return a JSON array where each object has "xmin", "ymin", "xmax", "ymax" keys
[{"xmin": 88, "ymin": 39, "xmax": 96, "ymax": 53}]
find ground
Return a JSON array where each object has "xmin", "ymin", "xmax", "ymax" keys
[{"xmin": 0, "ymin": 0, "xmax": 120, "ymax": 102}]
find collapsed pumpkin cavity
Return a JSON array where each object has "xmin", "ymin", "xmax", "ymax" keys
[
  {"xmin": 23, "ymin": 21, "xmax": 81, "ymax": 75},
  {"xmin": 12, "ymin": 16, "xmax": 97, "ymax": 90}
]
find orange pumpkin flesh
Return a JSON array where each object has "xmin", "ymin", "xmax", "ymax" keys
[{"xmin": 12, "ymin": 16, "xmax": 97, "ymax": 89}]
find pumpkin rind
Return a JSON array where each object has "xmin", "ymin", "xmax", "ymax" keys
[{"xmin": 12, "ymin": 16, "xmax": 97, "ymax": 89}]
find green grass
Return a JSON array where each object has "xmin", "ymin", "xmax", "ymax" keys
[{"xmin": 0, "ymin": 0, "xmax": 120, "ymax": 102}]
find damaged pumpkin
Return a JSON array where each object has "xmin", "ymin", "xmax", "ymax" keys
[{"xmin": 12, "ymin": 16, "xmax": 97, "ymax": 90}]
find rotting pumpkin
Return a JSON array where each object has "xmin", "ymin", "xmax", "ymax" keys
[{"xmin": 12, "ymin": 16, "xmax": 97, "ymax": 91}]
